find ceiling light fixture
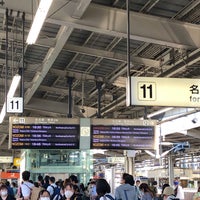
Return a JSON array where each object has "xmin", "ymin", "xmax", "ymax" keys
[
  {"xmin": 147, "ymin": 107, "xmax": 174, "ymax": 118},
  {"xmin": 26, "ymin": 0, "xmax": 53, "ymax": 44},
  {"xmin": 0, "ymin": 74, "xmax": 21, "ymax": 123}
]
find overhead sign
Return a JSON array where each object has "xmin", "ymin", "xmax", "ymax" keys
[
  {"xmin": 9, "ymin": 117, "xmax": 80, "ymax": 149},
  {"xmin": 7, "ymin": 97, "xmax": 23, "ymax": 113},
  {"xmin": 0, "ymin": 156, "xmax": 13, "ymax": 163},
  {"xmin": 127, "ymin": 77, "xmax": 200, "ymax": 107},
  {"xmin": 91, "ymin": 119, "xmax": 156, "ymax": 150}
]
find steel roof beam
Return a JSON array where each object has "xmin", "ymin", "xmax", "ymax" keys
[
  {"xmin": 2, "ymin": 1, "xmax": 200, "ymax": 49},
  {"xmin": 45, "ymin": 3, "xmax": 200, "ymax": 49},
  {"xmin": 24, "ymin": 26, "xmax": 73, "ymax": 104}
]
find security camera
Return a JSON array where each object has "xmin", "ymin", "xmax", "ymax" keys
[
  {"xmin": 192, "ymin": 118, "xmax": 198, "ymax": 123},
  {"xmin": 80, "ymin": 108, "xmax": 85, "ymax": 113}
]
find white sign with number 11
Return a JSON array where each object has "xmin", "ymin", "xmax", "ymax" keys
[
  {"xmin": 126, "ymin": 76, "xmax": 200, "ymax": 107},
  {"xmin": 7, "ymin": 97, "xmax": 23, "ymax": 113}
]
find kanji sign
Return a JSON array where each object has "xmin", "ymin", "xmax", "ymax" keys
[{"xmin": 127, "ymin": 77, "xmax": 200, "ymax": 107}]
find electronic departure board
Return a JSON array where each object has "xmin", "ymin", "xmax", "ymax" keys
[
  {"xmin": 91, "ymin": 119, "xmax": 156, "ymax": 150},
  {"xmin": 9, "ymin": 117, "xmax": 80, "ymax": 149}
]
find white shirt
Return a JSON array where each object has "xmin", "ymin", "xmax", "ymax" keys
[
  {"xmin": 99, "ymin": 193, "xmax": 115, "ymax": 200},
  {"xmin": 176, "ymin": 185, "xmax": 184, "ymax": 200},
  {"xmin": 21, "ymin": 181, "xmax": 34, "ymax": 198},
  {"xmin": 47, "ymin": 183, "xmax": 57, "ymax": 196}
]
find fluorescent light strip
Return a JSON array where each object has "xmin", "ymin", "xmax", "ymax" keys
[
  {"xmin": 26, "ymin": 0, "xmax": 53, "ymax": 44},
  {"xmin": 147, "ymin": 107, "xmax": 174, "ymax": 118},
  {"xmin": 0, "ymin": 74, "xmax": 21, "ymax": 123}
]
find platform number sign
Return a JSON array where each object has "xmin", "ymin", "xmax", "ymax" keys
[
  {"xmin": 7, "ymin": 97, "xmax": 23, "ymax": 113},
  {"xmin": 138, "ymin": 82, "xmax": 156, "ymax": 101}
]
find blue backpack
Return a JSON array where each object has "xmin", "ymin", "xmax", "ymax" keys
[{"xmin": 50, "ymin": 185, "xmax": 60, "ymax": 200}]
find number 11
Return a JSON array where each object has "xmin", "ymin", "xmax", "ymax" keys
[{"xmin": 140, "ymin": 84, "xmax": 153, "ymax": 99}]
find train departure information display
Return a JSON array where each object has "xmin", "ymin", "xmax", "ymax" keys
[
  {"xmin": 9, "ymin": 117, "xmax": 80, "ymax": 149},
  {"xmin": 91, "ymin": 119, "xmax": 156, "ymax": 150}
]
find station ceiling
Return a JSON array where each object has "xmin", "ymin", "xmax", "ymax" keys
[{"xmin": 0, "ymin": 0, "xmax": 200, "ymax": 163}]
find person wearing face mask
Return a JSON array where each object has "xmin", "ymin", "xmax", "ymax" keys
[
  {"xmin": 37, "ymin": 189, "xmax": 50, "ymax": 200},
  {"xmin": 62, "ymin": 183, "xmax": 81, "ymax": 200},
  {"xmin": 0, "ymin": 184, "xmax": 16, "ymax": 200}
]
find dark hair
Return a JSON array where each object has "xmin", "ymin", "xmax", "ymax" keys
[
  {"xmin": 152, "ymin": 181, "xmax": 157, "ymax": 186},
  {"xmin": 197, "ymin": 186, "xmax": 200, "ymax": 192},
  {"xmin": 34, "ymin": 182, "xmax": 39, "ymax": 187},
  {"xmin": 96, "ymin": 179, "xmax": 111, "ymax": 197},
  {"xmin": 22, "ymin": 171, "xmax": 30, "ymax": 181},
  {"xmin": 69, "ymin": 175, "xmax": 78, "ymax": 183},
  {"xmin": 80, "ymin": 183, "xmax": 85, "ymax": 192},
  {"xmin": 139, "ymin": 183, "xmax": 153, "ymax": 197},
  {"xmin": 38, "ymin": 175, "xmax": 43, "ymax": 181},
  {"xmin": 44, "ymin": 175, "xmax": 50, "ymax": 183},
  {"xmin": 37, "ymin": 189, "xmax": 50, "ymax": 200},
  {"xmin": 0, "ymin": 184, "xmax": 8, "ymax": 191},
  {"xmin": 122, "ymin": 173, "xmax": 135, "ymax": 186},
  {"xmin": 49, "ymin": 176, "xmax": 55, "ymax": 183},
  {"xmin": 73, "ymin": 184, "xmax": 80, "ymax": 193}
]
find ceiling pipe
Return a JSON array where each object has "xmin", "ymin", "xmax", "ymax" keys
[
  {"xmin": 96, "ymin": 81, "xmax": 103, "ymax": 118},
  {"xmin": 67, "ymin": 77, "xmax": 74, "ymax": 118}
]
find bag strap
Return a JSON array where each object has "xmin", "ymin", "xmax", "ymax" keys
[
  {"xmin": 124, "ymin": 190, "xmax": 128, "ymax": 200},
  {"xmin": 105, "ymin": 194, "xmax": 115, "ymax": 200},
  {"xmin": 23, "ymin": 183, "xmax": 32, "ymax": 190}
]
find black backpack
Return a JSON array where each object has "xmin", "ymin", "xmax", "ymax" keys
[{"xmin": 50, "ymin": 185, "xmax": 60, "ymax": 200}]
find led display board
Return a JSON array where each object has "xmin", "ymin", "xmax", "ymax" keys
[
  {"xmin": 9, "ymin": 117, "xmax": 80, "ymax": 149},
  {"xmin": 91, "ymin": 119, "xmax": 156, "ymax": 150}
]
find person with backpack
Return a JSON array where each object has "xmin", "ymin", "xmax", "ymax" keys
[
  {"xmin": 47, "ymin": 177, "xmax": 60, "ymax": 200},
  {"xmin": 17, "ymin": 171, "xmax": 34, "ymax": 200},
  {"xmin": 115, "ymin": 173, "xmax": 137, "ymax": 200},
  {"xmin": 96, "ymin": 179, "xmax": 115, "ymax": 200}
]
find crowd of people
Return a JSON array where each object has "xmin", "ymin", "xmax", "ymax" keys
[{"xmin": 0, "ymin": 171, "xmax": 199, "ymax": 200}]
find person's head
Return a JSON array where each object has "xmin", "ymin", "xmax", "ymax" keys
[
  {"xmin": 121, "ymin": 173, "xmax": 135, "ymax": 186},
  {"xmin": 0, "ymin": 185, "xmax": 8, "ymax": 198},
  {"xmin": 37, "ymin": 189, "xmax": 50, "ymax": 200},
  {"xmin": 197, "ymin": 186, "xmax": 200, "ymax": 192},
  {"xmin": 139, "ymin": 183, "xmax": 151, "ymax": 193},
  {"xmin": 136, "ymin": 180, "xmax": 141, "ymax": 186},
  {"xmin": 69, "ymin": 175, "xmax": 78, "ymax": 185},
  {"xmin": 49, "ymin": 176, "xmax": 55, "ymax": 184},
  {"xmin": 152, "ymin": 181, "xmax": 157, "ymax": 186},
  {"xmin": 96, "ymin": 179, "xmax": 111, "ymax": 197},
  {"xmin": 64, "ymin": 183, "xmax": 74, "ymax": 199},
  {"xmin": 34, "ymin": 182, "xmax": 39, "ymax": 187},
  {"xmin": 22, "ymin": 171, "xmax": 31, "ymax": 181},
  {"xmin": 44, "ymin": 175, "xmax": 50, "ymax": 184},
  {"xmin": 161, "ymin": 184, "xmax": 170, "ymax": 194},
  {"xmin": 5, "ymin": 181, "xmax": 10, "ymax": 187},
  {"xmin": 11, "ymin": 182, "xmax": 17, "ymax": 188},
  {"xmin": 173, "ymin": 180, "xmax": 179, "ymax": 186},
  {"xmin": 38, "ymin": 175, "xmax": 43, "ymax": 182},
  {"xmin": 163, "ymin": 186, "xmax": 174, "ymax": 200}
]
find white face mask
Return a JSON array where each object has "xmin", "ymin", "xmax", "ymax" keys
[
  {"xmin": 65, "ymin": 190, "xmax": 74, "ymax": 198},
  {"xmin": 1, "ymin": 190, "xmax": 8, "ymax": 197},
  {"xmin": 40, "ymin": 197, "xmax": 50, "ymax": 200}
]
